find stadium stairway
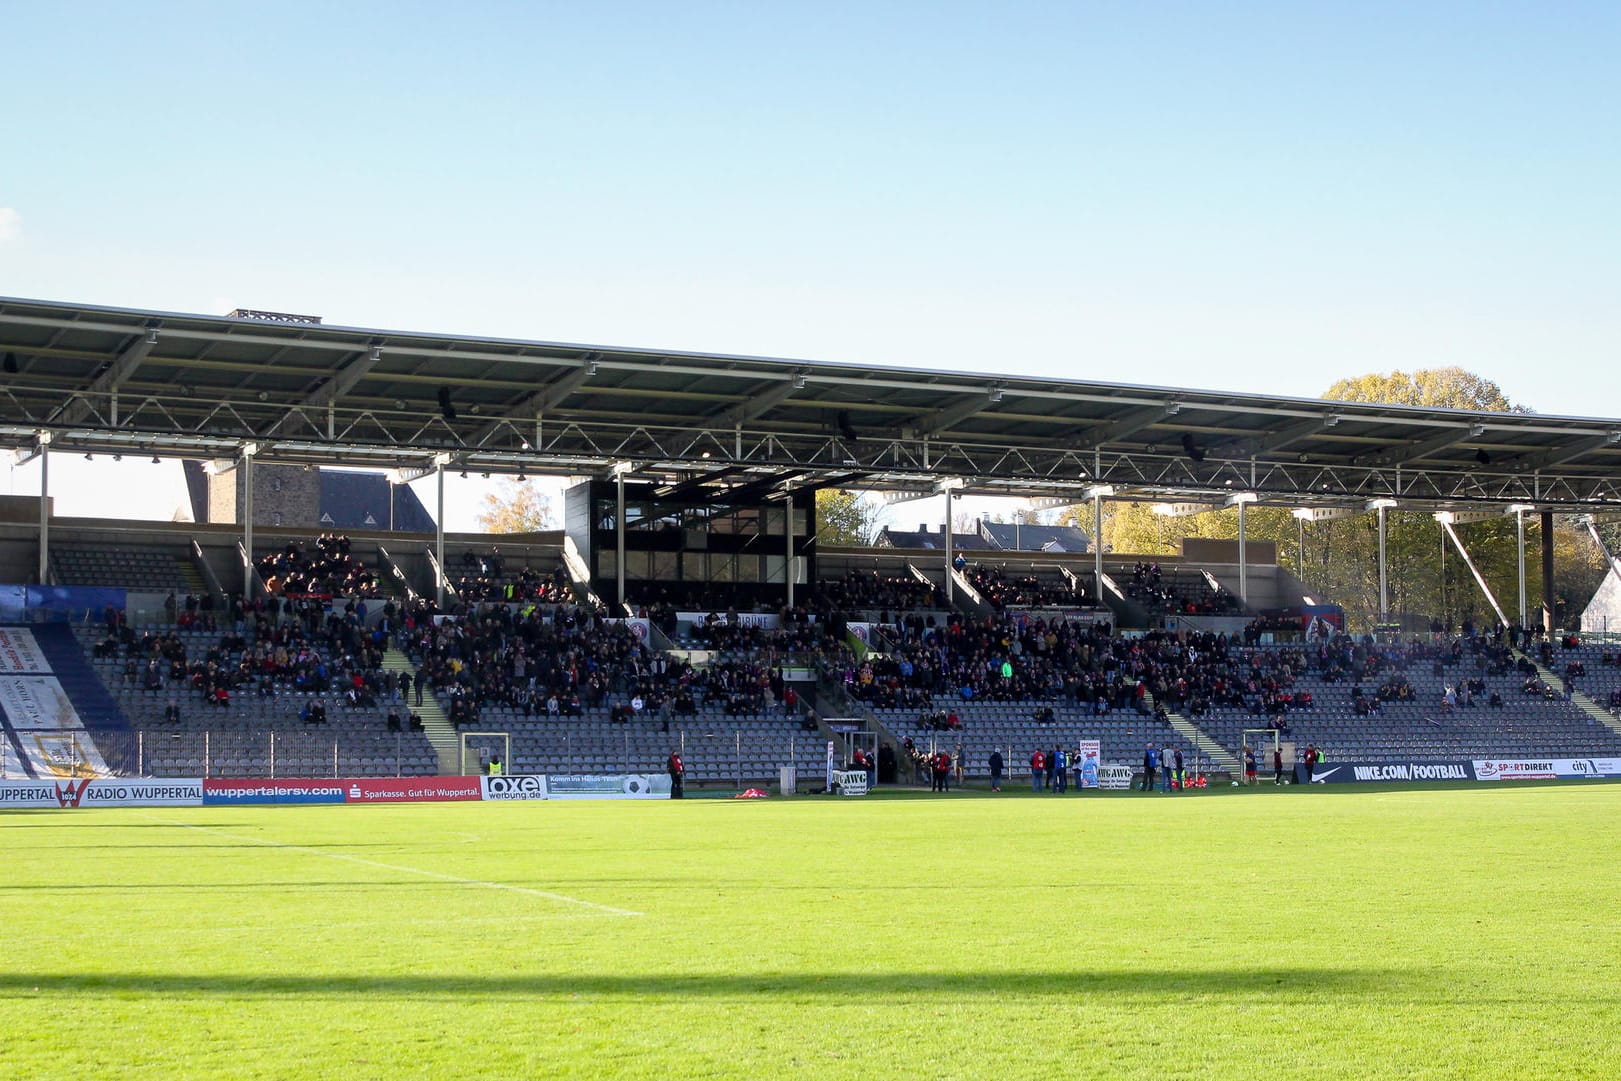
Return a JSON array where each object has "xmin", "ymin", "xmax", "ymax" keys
[
  {"xmin": 33, "ymin": 624, "xmax": 132, "ymax": 731},
  {"xmin": 1153, "ymin": 698, "xmax": 1242, "ymax": 774},
  {"xmin": 380, "ymin": 647, "xmax": 459, "ymax": 774},
  {"xmin": 177, "ymin": 559, "xmax": 208, "ymax": 597},
  {"xmin": 1520, "ymin": 650, "xmax": 1621, "ymax": 741}
]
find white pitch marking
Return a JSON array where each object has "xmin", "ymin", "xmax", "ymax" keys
[{"xmin": 138, "ymin": 815, "xmax": 642, "ymax": 917}]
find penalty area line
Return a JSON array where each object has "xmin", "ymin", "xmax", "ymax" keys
[{"xmin": 135, "ymin": 814, "xmax": 642, "ymax": 917}]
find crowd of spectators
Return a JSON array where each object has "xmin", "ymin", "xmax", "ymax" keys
[
  {"xmin": 102, "ymin": 595, "xmax": 398, "ymax": 718},
  {"xmin": 828, "ymin": 606, "xmax": 1571, "ymax": 731},
  {"xmin": 392, "ymin": 600, "xmax": 820, "ymax": 728},
  {"xmin": 965, "ymin": 563, "xmax": 1090, "ymax": 610},
  {"xmin": 810, "ymin": 570, "xmax": 942, "ymax": 615},
  {"xmin": 257, "ymin": 535, "xmax": 382, "ymax": 598},
  {"xmin": 454, "ymin": 549, "xmax": 573, "ymax": 604},
  {"xmin": 1122, "ymin": 561, "xmax": 1242, "ymax": 617}
]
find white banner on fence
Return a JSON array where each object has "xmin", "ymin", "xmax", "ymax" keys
[
  {"xmin": 0, "ymin": 628, "xmax": 50, "ymax": 673},
  {"xmin": 544, "ymin": 774, "xmax": 670, "ymax": 800},
  {"xmin": 1076, "ymin": 739, "xmax": 1102, "ymax": 788},
  {"xmin": 481, "ymin": 774, "xmax": 550, "ymax": 800},
  {"xmin": 0, "ymin": 778, "xmax": 203, "ymax": 808},
  {"xmin": 0, "ymin": 675, "xmax": 112, "ymax": 776},
  {"xmin": 832, "ymin": 769, "xmax": 869, "ymax": 796},
  {"xmin": 1098, "ymin": 765, "xmax": 1134, "ymax": 790}
]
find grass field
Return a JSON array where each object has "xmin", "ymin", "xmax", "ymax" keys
[{"xmin": 4, "ymin": 783, "xmax": 1619, "ymax": 1080}]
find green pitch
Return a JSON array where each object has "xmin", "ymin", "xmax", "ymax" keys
[{"xmin": 4, "ymin": 784, "xmax": 1619, "ymax": 1080}]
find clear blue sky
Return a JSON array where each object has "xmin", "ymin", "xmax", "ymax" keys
[{"xmin": 3, "ymin": 2, "xmax": 1618, "ymax": 522}]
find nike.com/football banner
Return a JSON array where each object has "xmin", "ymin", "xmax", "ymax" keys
[{"xmin": 1306, "ymin": 760, "xmax": 1477, "ymax": 784}]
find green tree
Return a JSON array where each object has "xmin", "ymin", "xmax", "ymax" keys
[
  {"xmin": 476, "ymin": 479, "xmax": 556, "ymax": 533},
  {"xmin": 815, "ymin": 488, "xmax": 885, "ymax": 546},
  {"xmin": 1321, "ymin": 367, "xmax": 1526, "ymax": 413}
]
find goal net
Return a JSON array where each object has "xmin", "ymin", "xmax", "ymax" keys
[
  {"xmin": 1241, "ymin": 728, "xmax": 1281, "ymax": 784},
  {"xmin": 459, "ymin": 731, "xmax": 512, "ymax": 776}
]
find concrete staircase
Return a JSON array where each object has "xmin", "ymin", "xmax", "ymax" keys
[
  {"xmin": 1520, "ymin": 651, "xmax": 1621, "ymax": 740},
  {"xmin": 1158, "ymin": 703, "xmax": 1242, "ymax": 773},
  {"xmin": 381, "ymin": 648, "xmax": 459, "ymax": 774},
  {"xmin": 177, "ymin": 558, "xmax": 208, "ymax": 597}
]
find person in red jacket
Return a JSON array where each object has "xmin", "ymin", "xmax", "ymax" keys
[
  {"xmin": 667, "ymin": 751, "xmax": 685, "ymax": 799},
  {"xmin": 1030, "ymin": 749, "xmax": 1045, "ymax": 793}
]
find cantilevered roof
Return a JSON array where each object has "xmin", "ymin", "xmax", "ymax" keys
[{"xmin": 2, "ymin": 294, "xmax": 1618, "ymax": 513}]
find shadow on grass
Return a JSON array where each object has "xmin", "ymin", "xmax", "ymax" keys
[
  {"xmin": 0, "ymin": 967, "xmax": 1414, "ymax": 1000},
  {"xmin": 0, "ymin": 880, "xmax": 448, "ymax": 891},
  {"xmin": 0, "ymin": 820, "xmax": 251, "ymax": 828}
]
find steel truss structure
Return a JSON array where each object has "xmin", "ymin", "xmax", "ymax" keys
[{"xmin": 2, "ymin": 295, "xmax": 1619, "ymax": 515}]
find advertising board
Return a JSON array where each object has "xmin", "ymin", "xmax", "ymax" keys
[
  {"xmin": 481, "ymin": 774, "xmax": 549, "ymax": 801},
  {"xmin": 1472, "ymin": 758, "xmax": 1621, "ymax": 781},
  {"xmin": 1306, "ymin": 761, "xmax": 1476, "ymax": 784},
  {"xmin": 0, "ymin": 778, "xmax": 203, "ymax": 808},
  {"xmin": 544, "ymin": 774, "xmax": 670, "ymax": 800}
]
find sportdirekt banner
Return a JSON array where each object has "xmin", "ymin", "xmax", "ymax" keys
[
  {"xmin": 1473, "ymin": 758, "xmax": 1621, "ymax": 781},
  {"xmin": 1307, "ymin": 760, "xmax": 1476, "ymax": 784},
  {"xmin": 0, "ymin": 779, "xmax": 203, "ymax": 808}
]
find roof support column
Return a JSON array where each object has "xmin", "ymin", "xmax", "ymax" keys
[
  {"xmin": 944, "ymin": 486, "xmax": 954, "ymax": 605},
  {"xmin": 1227, "ymin": 492, "xmax": 1258, "ymax": 607},
  {"xmin": 1238, "ymin": 501, "xmax": 1248, "ymax": 605},
  {"xmin": 1541, "ymin": 510, "xmax": 1555, "ymax": 637},
  {"xmin": 1297, "ymin": 514, "xmax": 1306, "ymax": 587},
  {"xmin": 784, "ymin": 487, "xmax": 795, "ymax": 610},
  {"xmin": 616, "ymin": 465, "xmax": 628, "ymax": 612},
  {"xmin": 1514, "ymin": 507, "xmax": 1528, "ymax": 630},
  {"xmin": 434, "ymin": 455, "xmax": 447, "ymax": 609},
  {"xmin": 241, "ymin": 444, "xmax": 255, "ymax": 602},
  {"xmin": 1436, "ymin": 514, "xmax": 1509, "ymax": 629},
  {"xmin": 36, "ymin": 434, "xmax": 50, "ymax": 585},
  {"xmin": 1378, "ymin": 504, "xmax": 1389, "ymax": 620},
  {"xmin": 1084, "ymin": 484, "xmax": 1115, "ymax": 611}
]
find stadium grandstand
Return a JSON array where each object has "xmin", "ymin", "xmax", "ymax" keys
[{"xmin": 5, "ymin": 295, "xmax": 1621, "ymax": 788}]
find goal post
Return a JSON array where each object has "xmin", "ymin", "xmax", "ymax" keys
[
  {"xmin": 1241, "ymin": 728, "xmax": 1280, "ymax": 785},
  {"xmin": 459, "ymin": 731, "xmax": 511, "ymax": 776}
]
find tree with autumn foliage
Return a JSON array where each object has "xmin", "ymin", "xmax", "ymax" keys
[
  {"xmin": 476, "ymin": 479, "xmax": 557, "ymax": 534},
  {"xmin": 815, "ymin": 489, "xmax": 886, "ymax": 546}
]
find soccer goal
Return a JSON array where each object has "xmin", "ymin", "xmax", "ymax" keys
[
  {"xmin": 1241, "ymin": 728, "xmax": 1281, "ymax": 784},
  {"xmin": 459, "ymin": 731, "xmax": 511, "ymax": 776}
]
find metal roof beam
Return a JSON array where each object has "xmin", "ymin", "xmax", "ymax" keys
[
  {"xmin": 1251, "ymin": 413, "xmax": 1339, "ymax": 456},
  {"xmin": 1529, "ymin": 431, "xmax": 1621, "ymax": 470},
  {"xmin": 536, "ymin": 357, "xmax": 598, "ymax": 411},
  {"xmin": 1388, "ymin": 423, "xmax": 1484, "ymax": 465},
  {"xmin": 60, "ymin": 326, "xmax": 159, "ymax": 424},
  {"xmin": 914, "ymin": 391, "xmax": 995, "ymax": 436},
  {"xmin": 262, "ymin": 343, "xmax": 382, "ymax": 436},
  {"xmin": 308, "ymin": 344, "xmax": 382, "ymax": 408},
  {"xmin": 1074, "ymin": 404, "xmax": 1173, "ymax": 450},
  {"xmin": 723, "ymin": 373, "xmax": 804, "ymax": 424}
]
